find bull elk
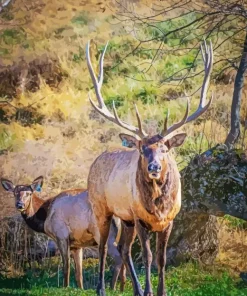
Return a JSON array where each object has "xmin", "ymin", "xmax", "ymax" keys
[
  {"xmin": 1, "ymin": 176, "xmax": 126, "ymax": 291},
  {"xmin": 86, "ymin": 39, "xmax": 213, "ymax": 296}
]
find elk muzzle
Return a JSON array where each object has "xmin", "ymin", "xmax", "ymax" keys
[
  {"xmin": 147, "ymin": 161, "xmax": 162, "ymax": 179},
  {"xmin": 16, "ymin": 201, "xmax": 25, "ymax": 211}
]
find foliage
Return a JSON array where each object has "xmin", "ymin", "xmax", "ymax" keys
[
  {"xmin": 104, "ymin": 95, "xmax": 125, "ymax": 108},
  {"xmin": 223, "ymin": 215, "xmax": 247, "ymax": 229},
  {"xmin": 0, "ymin": 122, "xmax": 44, "ymax": 151},
  {"xmin": 0, "ymin": 0, "xmax": 245, "ymax": 156},
  {"xmin": 71, "ymin": 12, "xmax": 89, "ymax": 26},
  {"xmin": 0, "ymin": 28, "xmax": 26, "ymax": 46},
  {"xmin": 0, "ymin": 262, "xmax": 247, "ymax": 295}
]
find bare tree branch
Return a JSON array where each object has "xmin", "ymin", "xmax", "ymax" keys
[{"xmin": 0, "ymin": 0, "xmax": 12, "ymax": 13}]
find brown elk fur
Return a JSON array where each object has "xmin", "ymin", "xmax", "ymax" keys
[
  {"xmin": 136, "ymin": 153, "xmax": 181, "ymax": 228},
  {"xmin": 88, "ymin": 139, "xmax": 181, "ymax": 231}
]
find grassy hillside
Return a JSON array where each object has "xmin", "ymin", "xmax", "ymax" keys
[{"xmin": 1, "ymin": 0, "xmax": 245, "ymax": 195}]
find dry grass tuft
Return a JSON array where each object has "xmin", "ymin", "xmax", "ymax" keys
[
  {"xmin": 216, "ymin": 219, "xmax": 247, "ymax": 273},
  {"xmin": 0, "ymin": 214, "xmax": 51, "ymax": 276}
]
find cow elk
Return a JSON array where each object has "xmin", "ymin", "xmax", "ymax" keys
[
  {"xmin": 1, "ymin": 176, "xmax": 126, "ymax": 291},
  {"xmin": 86, "ymin": 39, "xmax": 213, "ymax": 296}
]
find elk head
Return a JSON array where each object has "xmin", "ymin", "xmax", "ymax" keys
[
  {"xmin": 86, "ymin": 40, "xmax": 213, "ymax": 182},
  {"xmin": 1, "ymin": 176, "xmax": 43, "ymax": 213},
  {"xmin": 119, "ymin": 132, "xmax": 187, "ymax": 182}
]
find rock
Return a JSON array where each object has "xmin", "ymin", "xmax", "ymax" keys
[
  {"xmin": 181, "ymin": 145, "xmax": 247, "ymax": 221},
  {"xmin": 166, "ymin": 213, "xmax": 219, "ymax": 266}
]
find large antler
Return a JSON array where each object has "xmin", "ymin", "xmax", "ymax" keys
[
  {"xmin": 161, "ymin": 40, "xmax": 213, "ymax": 138},
  {"xmin": 86, "ymin": 40, "xmax": 148, "ymax": 139}
]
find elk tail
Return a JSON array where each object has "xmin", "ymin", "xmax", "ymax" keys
[{"xmin": 112, "ymin": 216, "xmax": 122, "ymax": 246}]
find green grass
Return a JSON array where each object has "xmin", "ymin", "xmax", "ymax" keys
[
  {"xmin": 0, "ymin": 262, "xmax": 247, "ymax": 296},
  {"xmin": 0, "ymin": 125, "xmax": 17, "ymax": 151},
  {"xmin": 0, "ymin": 28, "xmax": 26, "ymax": 46},
  {"xmin": 71, "ymin": 12, "xmax": 89, "ymax": 26},
  {"xmin": 223, "ymin": 215, "xmax": 247, "ymax": 229}
]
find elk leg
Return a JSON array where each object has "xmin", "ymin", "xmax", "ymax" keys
[
  {"xmin": 72, "ymin": 248, "xmax": 83, "ymax": 289},
  {"xmin": 118, "ymin": 220, "xmax": 143, "ymax": 296},
  {"xmin": 156, "ymin": 221, "xmax": 173, "ymax": 296},
  {"xmin": 107, "ymin": 221, "xmax": 123, "ymax": 290},
  {"xmin": 136, "ymin": 219, "xmax": 153, "ymax": 296},
  {"xmin": 57, "ymin": 239, "xmax": 70, "ymax": 287},
  {"xmin": 97, "ymin": 215, "xmax": 112, "ymax": 296},
  {"xmin": 119, "ymin": 263, "xmax": 127, "ymax": 292}
]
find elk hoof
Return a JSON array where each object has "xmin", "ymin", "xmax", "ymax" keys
[{"xmin": 144, "ymin": 293, "xmax": 154, "ymax": 296}]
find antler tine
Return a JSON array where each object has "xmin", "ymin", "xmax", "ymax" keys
[
  {"xmin": 161, "ymin": 40, "xmax": 213, "ymax": 138},
  {"xmin": 98, "ymin": 41, "xmax": 108, "ymax": 88},
  {"xmin": 86, "ymin": 40, "xmax": 148, "ymax": 139},
  {"xmin": 112, "ymin": 101, "xmax": 148, "ymax": 138},
  {"xmin": 134, "ymin": 104, "xmax": 147, "ymax": 138},
  {"xmin": 86, "ymin": 40, "xmax": 106, "ymax": 109},
  {"xmin": 88, "ymin": 92, "xmax": 109, "ymax": 116},
  {"xmin": 161, "ymin": 98, "xmax": 190, "ymax": 137},
  {"xmin": 186, "ymin": 40, "xmax": 214, "ymax": 123}
]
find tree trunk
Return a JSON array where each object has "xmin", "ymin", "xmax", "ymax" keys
[{"xmin": 225, "ymin": 29, "xmax": 247, "ymax": 146}]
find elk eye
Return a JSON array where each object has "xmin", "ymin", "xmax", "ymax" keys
[
  {"xmin": 140, "ymin": 145, "xmax": 146, "ymax": 155},
  {"xmin": 141, "ymin": 146, "xmax": 147, "ymax": 154}
]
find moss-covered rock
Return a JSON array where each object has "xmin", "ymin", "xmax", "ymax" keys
[{"xmin": 181, "ymin": 145, "xmax": 247, "ymax": 220}]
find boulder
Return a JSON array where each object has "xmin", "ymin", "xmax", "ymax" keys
[
  {"xmin": 166, "ymin": 213, "xmax": 219, "ymax": 266},
  {"xmin": 181, "ymin": 145, "xmax": 247, "ymax": 220}
]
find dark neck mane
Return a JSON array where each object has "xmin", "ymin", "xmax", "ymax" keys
[
  {"xmin": 21, "ymin": 196, "xmax": 53, "ymax": 234},
  {"xmin": 136, "ymin": 155, "xmax": 179, "ymax": 217}
]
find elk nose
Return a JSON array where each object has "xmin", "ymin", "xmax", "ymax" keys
[
  {"xmin": 16, "ymin": 201, "xmax": 24, "ymax": 209},
  {"xmin": 148, "ymin": 162, "xmax": 162, "ymax": 173}
]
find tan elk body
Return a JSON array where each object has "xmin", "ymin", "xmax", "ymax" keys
[
  {"xmin": 90, "ymin": 147, "xmax": 182, "ymax": 231},
  {"xmin": 1, "ymin": 176, "xmax": 126, "ymax": 291},
  {"xmin": 86, "ymin": 39, "xmax": 213, "ymax": 296}
]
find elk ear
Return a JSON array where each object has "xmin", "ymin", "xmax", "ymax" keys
[
  {"xmin": 119, "ymin": 133, "xmax": 141, "ymax": 149},
  {"xmin": 1, "ymin": 178, "xmax": 15, "ymax": 192},
  {"xmin": 31, "ymin": 176, "xmax": 44, "ymax": 192},
  {"xmin": 165, "ymin": 133, "xmax": 187, "ymax": 150}
]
